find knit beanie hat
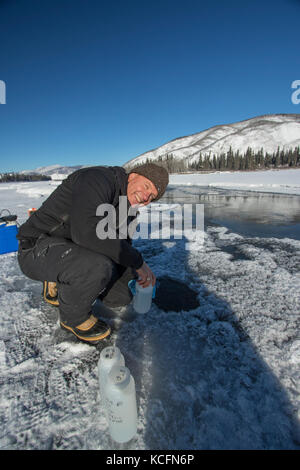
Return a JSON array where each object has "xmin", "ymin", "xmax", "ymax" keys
[{"xmin": 129, "ymin": 163, "xmax": 169, "ymax": 201}]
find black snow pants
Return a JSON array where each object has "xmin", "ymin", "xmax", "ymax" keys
[{"xmin": 17, "ymin": 234, "xmax": 136, "ymax": 327}]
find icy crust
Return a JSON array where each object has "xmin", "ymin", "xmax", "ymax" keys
[
  {"xmin": 0, "ymin": 222, "xmax": 299, "ymax": 450},
  {"xmin": 169, "ymin": 168, "xmax": 300, "ymax": 196}
]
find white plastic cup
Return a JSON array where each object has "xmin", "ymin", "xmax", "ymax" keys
[
  {"xmin": 133, "ymin": 281, "xmax": 153, "ymax": 314},
  {"xmin": 104, "ymin": 365, "xmax": 138, "ymax": 443}
]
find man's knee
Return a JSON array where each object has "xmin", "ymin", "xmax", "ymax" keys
[
  {"xmin": 99, "ymin": 266, "xmax": 136, "ymax": 308},
  {"xmin": 88, "ymin": 253, "xmax": 114, "ymax": 279},
  {"xmin": 57, "ymin": 246, "xmax": 114, "ymax": 290}
]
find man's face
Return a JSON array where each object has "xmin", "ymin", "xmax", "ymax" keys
[{"xmin": 127, "ymin": 173, "xmax": 158, "ymax": 207}]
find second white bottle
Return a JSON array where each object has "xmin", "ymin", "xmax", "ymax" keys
[{"xmin": 98, "ymin": 346, "xmax": 125, "ymax": 403}]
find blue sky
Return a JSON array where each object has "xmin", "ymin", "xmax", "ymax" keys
[{"xmin": 0, "ymin": 0, "xmax": 299, "ymax": 173}]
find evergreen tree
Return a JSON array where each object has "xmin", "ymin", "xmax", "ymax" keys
[{"xmin": 226, "ymin": 146, "xmax": 234, "ymax": 169}]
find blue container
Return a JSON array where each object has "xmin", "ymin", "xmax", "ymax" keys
[{"xmin": 0, "ymin": 223, "xmax": 19, "ymax": 254}]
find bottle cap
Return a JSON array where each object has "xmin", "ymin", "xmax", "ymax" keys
[
  {"xmin": 108, "ymin": 365, "xmax": 131, "ymax": 388},
  {"xmin": 100, "ymin": 346, "xmax": 121, "ymax": 364}
]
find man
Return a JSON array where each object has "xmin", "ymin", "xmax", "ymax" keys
[{"xmin": 17, "ymin": 163, "xmax": 169, "ymax": 344}]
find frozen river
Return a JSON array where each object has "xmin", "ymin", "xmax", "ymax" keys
[
  {"xmin": 163, "ymin": 185, "xmax": 300, "ymax": 241},
  {"xmin": 0, "ymin": 180, "xmax": 299, "ymax": 450}
]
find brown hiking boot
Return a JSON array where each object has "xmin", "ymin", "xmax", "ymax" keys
[
  {"xmin": 60, "ymin": 314, "xmax": 111, "ymax": 344},
  {"xmin": 43, "ymin": 281, "xmax": 59, "ymax": 307}
]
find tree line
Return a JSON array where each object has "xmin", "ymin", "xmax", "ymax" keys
[
  {"xmin": 0, "ymin": 172, "xmax": 51, "ymax": 183},
  {"xmin": 132, "ymin": 146, "xmax": 300, "ymax": 173}
]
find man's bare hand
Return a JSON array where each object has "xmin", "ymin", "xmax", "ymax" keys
[{"xmin": 136, "ymin": 262, "xmax": 156, "ymax": 288}]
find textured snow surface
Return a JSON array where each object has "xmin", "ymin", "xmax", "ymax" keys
[{"xmin": 0, "ymin": 178, "xmax": 300, "ymax": 450}]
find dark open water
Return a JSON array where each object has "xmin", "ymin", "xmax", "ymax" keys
[{"xmin": 161, "ymin": 185, "xmax": 300, "ymax": 241}]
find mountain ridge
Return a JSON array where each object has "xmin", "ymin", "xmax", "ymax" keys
[
  {"xmin": 124, "ymin": 113, "xmax": 300, "ymax": 169},
  {"xmin": 13, "ymin": 113, "xmax": 300, "ymax": 177}
]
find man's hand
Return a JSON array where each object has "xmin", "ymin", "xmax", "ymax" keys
[{"xmin": 136, "ymin": 261, "xmax": 156, "ymax": 288}]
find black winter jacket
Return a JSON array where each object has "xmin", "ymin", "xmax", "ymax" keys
[{"xmin": 17, "ymin": 166, "xmax": 143, "ymax": 269}]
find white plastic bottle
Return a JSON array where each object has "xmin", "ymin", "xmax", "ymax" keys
[
  {"xmin": 104, "ymin": 365, "xmax": 138, "ymax": 443},
  {"xmin": 98, "ymin": 346, "xmax": 125, "ymax": 403},
  {"xmin": 133, "ymin": 281, "xmax": 153, "ymax": 314}
]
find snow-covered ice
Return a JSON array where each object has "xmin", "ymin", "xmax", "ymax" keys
[
  {"xmin": 170, "ymin": 168, "xmax": 300, "ymax": 195},
  {"xmin": 0, "ymin": 169, "xmax": 299, "ymax": 449}
]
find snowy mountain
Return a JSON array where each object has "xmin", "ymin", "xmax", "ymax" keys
[
  {"xmin": 17, "ymin": 114, "xmax": 300, "ymax": 177},
  {"xmin": 21, "ymin": 164, "xmax": 91, "ymax": 180},
  {"xmin": 124, "ymin": 113, "xmax": 300, "ymax": 168}
]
